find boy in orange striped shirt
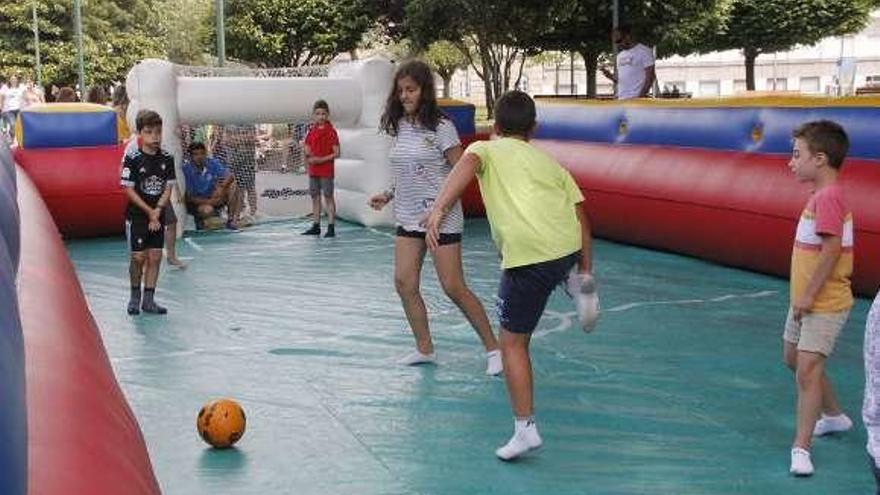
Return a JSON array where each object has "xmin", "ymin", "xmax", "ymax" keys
[{"xmin": 784, "ymin": 120, "xmax": 854, "ymax": 477}]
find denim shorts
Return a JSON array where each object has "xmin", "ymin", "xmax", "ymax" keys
[{"xmin": 496, "ymin": 251, "xmax": 580, "ymax": 334}]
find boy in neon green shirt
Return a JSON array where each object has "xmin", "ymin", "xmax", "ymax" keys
[{"xmin": 424, "ymin": 90, "xmax": 595, "ymax": 460}]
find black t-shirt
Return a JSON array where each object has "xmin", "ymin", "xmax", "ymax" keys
[{"xmin": 120, "ymin": 148, "xmax": 176, "ymax": 221}]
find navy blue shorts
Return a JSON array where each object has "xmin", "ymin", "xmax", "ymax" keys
[{"xmin": 496, "ymin": 251, "xmax": 580, "ymax": 334}]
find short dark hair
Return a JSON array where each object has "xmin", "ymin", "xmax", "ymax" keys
[
  {"xmin": 135, "ymin": 110, "xmax": 162, "ymax": 132},
  {"xmin": 188, "ymin": 141, "xmax": 207, "ymax": 153},
  {"xmin": 494, "ymin": 91, "xmax": 536, "ymax": 137},
  {"xmin": 313, "ymin": 99, "xmax": 329, "ymax": 112},
  {"xmin": 793, "ymin": 120, "xmax": 849, "ymax": 169}
]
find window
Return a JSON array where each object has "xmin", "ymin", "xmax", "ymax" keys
[
  {"xmin": 867, "ymin": 75, "xmax": 880, "ymax": 87},
  {"xmin": 766, "ymin": 78, "xmax": 788, "ymax": 91},
  {"xmin": 799, "ymin": 77, "xmax": 820, "ymax": 94},
  {"xmin": 733, "ymin": 79, "xmax": 747, "ymax": 93},
  {"xmin": 699, "ymin": 80, "xmax": 720, "ymax": 97}
]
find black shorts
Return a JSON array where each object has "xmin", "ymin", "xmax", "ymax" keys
[
  {"xmin": 496, "ymin": 251, "xmax": 580, "ymax": 334},
  {"xmin": 126, "ymin": 219, "xmax": 164, "ymax": 252},
  {"xmin": 395, "ymin": 226, "xmax": 461, "ymax": 246}
]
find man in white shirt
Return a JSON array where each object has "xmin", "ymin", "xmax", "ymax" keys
[{"xmin": 601, "ymin": 26, "xmax": 656, "ymax": 100}]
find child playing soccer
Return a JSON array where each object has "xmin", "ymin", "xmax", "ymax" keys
[{"xmin": 424, "ymin": 90, "xmax": 594, "ymax": 460}]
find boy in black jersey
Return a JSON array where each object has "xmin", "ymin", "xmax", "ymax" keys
[{"xmin": 120, "ymin": 110, "xmax": 176, "ymax": 315}]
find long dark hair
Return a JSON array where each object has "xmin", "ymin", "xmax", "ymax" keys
[{"xmin": 380, "ymin": 60, "xmax": 444, "ymax": 136}]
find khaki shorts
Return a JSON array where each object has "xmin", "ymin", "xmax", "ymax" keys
[{"xmin": 783, "ymin": 308, "xmax": 850, "ymax": 357}]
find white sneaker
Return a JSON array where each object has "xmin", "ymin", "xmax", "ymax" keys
[
  {"xmin": 496, "ymin": 424, "xmax": 543, "ymax": 461},
  {"xmin": 486, "ymin": 350, "xmax": 503, "ymax": 376},
  {"xmin": 790, "ymin": 447, "xmax": 814, "ymax": 476},
  {"xmin": 813, "ymin": 413, "xmax": 853, "ymax": 436},
  {"xmin": 398, "ymin": 350, "xmax": 436, "ymax": 366},
  {"xmin": 565, "ymin": 269, "xmax": 600, "ymax": 332}
]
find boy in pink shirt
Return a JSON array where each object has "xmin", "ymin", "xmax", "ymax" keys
[{"xmin": 784, "ymin": 120, "xmax": 854, "ymax": 476}]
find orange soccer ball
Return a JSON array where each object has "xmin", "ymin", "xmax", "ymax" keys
[{"xmin": 197, "ymin": 399, "xmax": 246, "ymax": 448}]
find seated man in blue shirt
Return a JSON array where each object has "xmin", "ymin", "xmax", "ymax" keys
[{"xmin": 183, "ymin": 142, "xmax": 241, "ymax": 229}]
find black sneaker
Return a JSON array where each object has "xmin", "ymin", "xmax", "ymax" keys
[
  {"xmin": 324, "ymin": 225, "xmax": 335, "ymax": 238},
  {"xmin": 141, "ymin": 301, "xmax": 168, "ymax": 315},
  {"xmin": 301, "ymin": 223, "xmax": 320, "ymax": 236},
  {"xmin": 127, "ymin": 299, "xmax": 141, "ymax": 315}
]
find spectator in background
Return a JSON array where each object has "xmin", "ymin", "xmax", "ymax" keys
[
  {"xmin": 601, "ymin": 25, "xmax": 656, "ymax": 100},
  {"xmin": 113, "ymin": 84, "xmax": 131, "ymax": 140},
  {"xmin": 0, "ymin": 74, "xmax": 25, "ymax": 138},
  {"xmin": 56, "ymin": 86, "xmax": 78, "ymax": 102},
  {"xmin": 86, "ymin": 86, "xmax": 107, "ymax": 105}
]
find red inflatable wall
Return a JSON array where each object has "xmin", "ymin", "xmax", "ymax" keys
[
  {"xmin": 529, "ymin": 141, "xmax": 880, "ymax": 297},
  {"xmin": 16, "ymin": 166, "xmax": 160, "ymax": 494},
  {"xmin": 14, "ymin": 145, "xmax": 126, "ymax": 238}
]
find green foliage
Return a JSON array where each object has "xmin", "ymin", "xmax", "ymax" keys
[
  {"xmin": 0, "ymin": 0, "xmax": 162, "ymax": 88},
  {"xmin": 698, "ymin": 0, "xmax": 875, "ymax": 89},
  {"xmin": 222, "ymin": 0, "xmax": 377, "ymax": 67}
]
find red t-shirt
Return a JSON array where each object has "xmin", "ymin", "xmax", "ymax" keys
[{"xmin": 304, "ymin": 123, "xmax": 339, "ymax": 178}]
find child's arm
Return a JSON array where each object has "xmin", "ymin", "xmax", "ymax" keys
[
  {"xmin": 793, "ymin": 234, "xmax": 843, "ymax": 321},
  {"xmin": 125, "ymin": 187, "xmax": 157, "ymax": 218},
  {"xmin": 575, "ymin": 201, "xmax": 593, "ymax": 273},
  {"xmin": 424, "ymin": 152, "xmax": 480, "ymax": 251}
]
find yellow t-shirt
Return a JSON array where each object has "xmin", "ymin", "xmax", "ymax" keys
[{"xmin": 466, "ymin": 137, "xmax": 584, "ymax": 269}]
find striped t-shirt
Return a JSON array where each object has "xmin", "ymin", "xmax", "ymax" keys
[
  {"xmin": 790, "ymin": 183, "xmax": 854, "ymax": 312},
  {"xmin": 388, "ymin": 118, "xmax": 463, "ymax": 233}
]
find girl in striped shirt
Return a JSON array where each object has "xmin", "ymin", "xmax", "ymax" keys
[{"xmin": 369, "ymin": 60, "xmax": 501, "ymax": 375}]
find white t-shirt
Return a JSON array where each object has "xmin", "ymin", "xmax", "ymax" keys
[
  {"xmin": 387, "ymin": 118, "xmax": 463, "ymax": 233},
  {"xmin": 616, "ymin": 44, "xmax": 654, "ymax": 99},
  {"xmin": 1, "ymin": 85, "xmax": 25, "ymax": 113}
]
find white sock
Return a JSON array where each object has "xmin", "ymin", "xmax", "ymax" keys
[
  {"xmin": 398, "ymin": 349, "xmax": 436, "ymax": 366},
  {"xmin": 496, "ymin": 416, "xmax": 542, "ymax": 461},
  {"xmin": 485, "ymin": 349, "xmax": 503, "ymax": 376}
]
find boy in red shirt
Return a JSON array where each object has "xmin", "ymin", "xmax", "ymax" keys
[{"xmin": 301, "ymin": 99, "xmax": 340, "ymax": 238}]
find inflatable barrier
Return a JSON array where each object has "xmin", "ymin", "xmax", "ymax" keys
[
  {"xmin": 0, "ymin": 142, "xmax": 27, "ymax": 495},
  {"xmin": 15, "ymin": 163, "xmax": 160, "ymax": 494},
  {"xmin": 14, "ymin": 103, "xmax": 127, "ymax": 238},
  {"xmin": 522, "ymin": 97, "xmax": 880, "ymax": 297}
]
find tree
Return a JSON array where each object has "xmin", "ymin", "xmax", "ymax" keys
[
  {"xmin": 0, "ymin": 0, "xmax": 161, "ymax": 89},
  {"xmin": 155, "ymin": 0, "xmax": 213, "ymax": 65},
  {"xmin": 423, "ymin": 41, "xmax": 467, "ymax": 98},
  {"xmin": 222, "ymin": 0, "xmax": 377, "ymax": 67},
  {"xmin": 705, "ymin": 0, "xmax": 876, "ymax": 90},
  {"xmin": 405, "ymin": 0, "xmax": 548, "ymax": 116},
  {"xmin": 533, "ymin": 0, "xmax": 726, "ymax": 98}
]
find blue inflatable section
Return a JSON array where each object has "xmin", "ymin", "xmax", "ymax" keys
[
  {"xmin": 439, "ymin": 100, "xmax": 477, "ymax": 136},
  {"xmin": 20, "ymin": 109, "xmax": 118, "ymax": 149},
  {"xmin": 0, "ymin": 141, "xmax": 27, "ymax": 495},
  {"xmin": 535, "ymin": 102, "xmax": 880, "ymax": 160}
]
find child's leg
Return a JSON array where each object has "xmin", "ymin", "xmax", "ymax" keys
[
  {"xmin": 431, "ymin": 242, "xmax": 498, "ymax": 352},
  {"xmin": 324, "ymin": 193, "xmax": 336, "ymax": 225},
  {"xmin": 794, "ymin": 351, "xmax": 828, "ymax": 449},
  {"xmin": 141, "ymin": 230, "xmax": 167, "ymax": 314},
  {"xmin": 500, "ymin": 329, "xmax": 533, "ymax": 416},
  {"xmin": 164, "ymin": 221, "xmax": 185, "ymax": 268},
  {"xmin": 128, "ymin": 251, "xmax": 146, "ymax": 314},
  {"xmin": 322, "ymin": 179, "xmax": 336, "ymax": 237},
  {"xmin": 394, "ymin": 235, "xmax": 432, "ymax": 357}
]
